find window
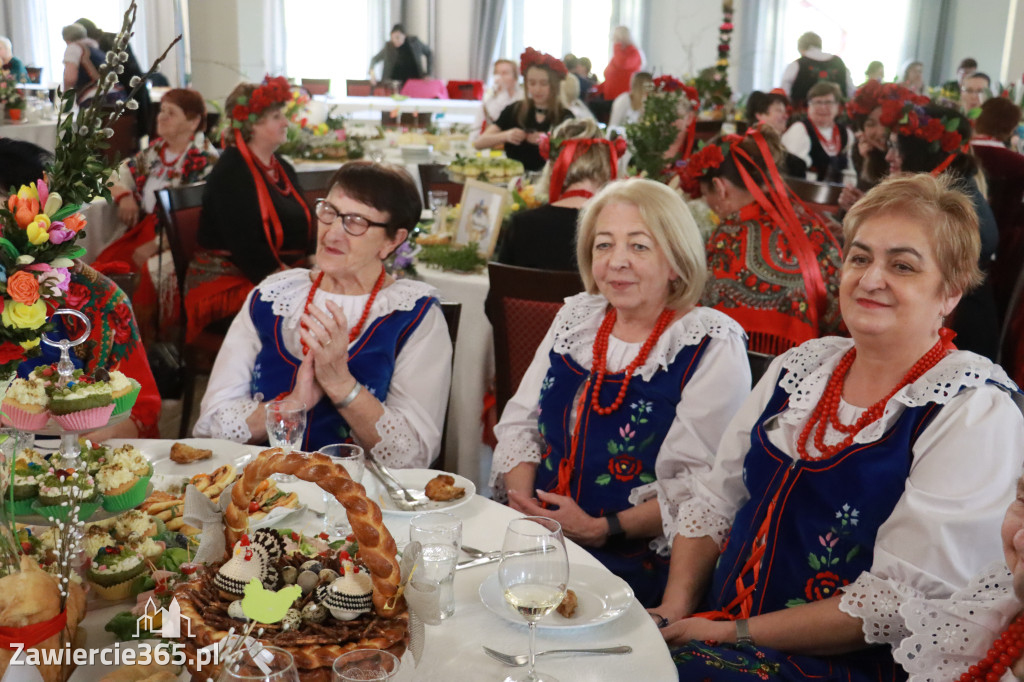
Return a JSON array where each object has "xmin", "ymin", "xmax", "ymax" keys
[
  {"xmin": 283, "ymin": 0, "xmax": 388, "ymax": 92},
  {"xmin": 41, "ymin": 0, "xmax": 127, "ymax": 89},
  {"xmin": 775, "ymin": 0, "xmax": 912, "ymax": 88},
  {"xmin": 501, "ymin": 0, "xmax": 615, "ymax": 76}
]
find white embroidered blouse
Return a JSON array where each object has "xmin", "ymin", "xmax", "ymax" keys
[
  {"xmin": 193, "ymin": 269, "xmax": 453, "ymax": 468},
  {"xmin": 491, "ymin": 293, "xmax": 752, "ymax": 553},
  {"xmin": 673, "ymin": 336, "xmax": 1024, "ymax": 649}
]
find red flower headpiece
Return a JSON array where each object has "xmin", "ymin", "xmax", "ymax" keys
[
  {"xmin": 675, "ymin": 136, "xmax": 740, "ymax": 198},
  {"xmin": 891, "ymin": 104, "xmax": 965, "ymax": 154},
  {"xmin": 520, "ymin": 48, "xmax": 568, "ymax": 78},
  {"xmin": 231, "ymin": 75, "xmax": 292, "ymax": 129},
  {"xmin": 652, "ymin": 76, "xmax": 701, "ymax": 108},
  {"xmin": 846, "ymin": 80, "xmax": 928, "ymax": 120}
]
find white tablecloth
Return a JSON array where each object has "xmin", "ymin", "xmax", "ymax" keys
[
  {"xmin": 79, "ymin": 199, "xmax": 125, "ymax": 263},
  {"xmin": 0, "ymin": 119, "xmax": 57, "ymax": 152},
  {"xmin": 62, "ymin": 438, "xmax": 675, "ymax": 682},
  {"xmin": 417, "ymin": 269, "xmax": 493, "ymax": 489}
]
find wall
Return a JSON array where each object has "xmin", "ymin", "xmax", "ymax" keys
[
  {"xmin": 187, "ymin": 0, "xmax": 247, "ymax": 100},
  {"xmin": 939, "ymin": 0, "xmax": 1011, "ymax": 86},
  {"xmin": 400, "ymin": 0, "xmax": 475, "ymax": 80},
  {"xmin": 644, "ymin": 0, "xmax": 740, "ymax": 83}
]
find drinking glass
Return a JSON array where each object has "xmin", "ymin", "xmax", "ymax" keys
[
  {"xmin": 428, "ymin": 190, "xmax": 448, "ymax": 223},
  {"xmin": 331, "ymin": 649, "xmax": 400, "ymax": 681},
  {"xmin": 265, "ymin": 399, "xmax": 306, "ymax": 482},
  {"xmin": 217, "ymin": 645, "xmax": 300, "ymax": 682},
  {"xmin": 320, "ymin": 443, "xmax": 364, "ymax": 537},
  {"xmin": 498, "ymin": 517, "xmax": 569, "ymax": 682},
  {"xmin": 409, "ymin": 512, "xmax": 462, "ymax": 620}
]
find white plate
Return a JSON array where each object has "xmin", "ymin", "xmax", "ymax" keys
[
  {"xmin": 479, "ymin": 564, "xmax": 634, "ymax": 630},
  {"xmin": 362, "ymin": 468, "xmax": 475, "ymax": 516}
]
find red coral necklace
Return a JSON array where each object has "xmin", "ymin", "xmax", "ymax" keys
[
  {"xmin": 795, "ymin": 336, "xmax": 949, "ymax": 460},
  {"xmin": 958, "ymin": 611, "xmax": 1024, "ymax": 682},
  {"xmin": 299, "ymin": 267, "xmax": 387, "ymax": 355}
]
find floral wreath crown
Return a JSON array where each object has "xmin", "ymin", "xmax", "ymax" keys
[
  {"xmin": 846, "ymin": 81, "xmax": 928, "ymax": 120},
  {"xmin": 887, "ymin": 103, "xmax": 965, "ymax": 155},
  {"xmin": 230, "ymin": 75, "xmax": 292, "ymax": 129},
  {"xmin": 520, "ymin": 48, "xmax": 568, "ymax": 78},
  {"xmin": 650, "ymin": 76, "xmax": 701, "ymax": 108},
  {"xmin": 675, "ymin": 134, "xmax": 744, "ymax": 198}
]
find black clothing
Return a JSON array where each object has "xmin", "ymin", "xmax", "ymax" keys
[
  {"xmin": 391, "ymin": 42, "xmax": 419, "ymax": 83},
  {"xmin": 496, "ymin": 204, "xmax": 580, "ymax": 271},
  {"xmin": 802, "ymin": 119, "xmax": 849, "ymax": 182},
  {"xmin": 494, "ymin": 102, "xmax": 574, "ymax": 172},
  {"xmin": 198, "ymin": 147, "xmax": 311, "ymax": 284},
  {"xmin": 790, "ymin": 55, "xmax": 850, "ymax": 108},
  {"xmin": 949, "ymin": 176, "xmax": 999, "ymax": 360},
  {"xmin": 369, "ymin": 37, "xmax": 432, "ymax": 83}
]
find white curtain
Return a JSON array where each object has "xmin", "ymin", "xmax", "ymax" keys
[
  {"xmin": 469, "ymin": 0, "xmax": 508, "ymax": 81},
  {"xmin": 0, "ymin": 0, "xmax": 50, "ymax": 78},
  {"xmin": 263, "ymin": 0, "xmax": 287, "ymax": 79},
  {"xmin": 136, "ymin": 0, "xmax": 186, "ymax": 87},
  {"xmin": 735, "ymin": 0, "xmax": 785, "ymax": 93}
]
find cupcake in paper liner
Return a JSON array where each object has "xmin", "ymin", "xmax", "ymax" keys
[
  {"xmin": 109, "ymin": 371, "xmax": 141, "ymax": 416},
  {"xmin": 49, "ymin": 380, "xmax": 114, "ymax": 431},
  {"xmin": 10, "ymin": 449, "xmax": 49, "ymax": 507},
  {"xmin": 32, "ymin": 497, "xmax": 101, "ymax": 523},
  {"xmin": 88, "ymin": 545, "xmax": 146, "ymax": 600},
  {"xmin": 113, "ymin": 509, "xmax": 158, "ymax": 540},
  {"xmin": 97, "ymin": 464, "xmax": 150, "ymax": 512},
  {"xmin": 37, "ymin": 469, "xmax": 96, "ymax": 506},
  {"xmin": 110, "ymin": 445, "xmax": 152, "ymax": 477},
  {"xmin": 1, "ymin": 378, "xmax": 49, "ymax": 430}
]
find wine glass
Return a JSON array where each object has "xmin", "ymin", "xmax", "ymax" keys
[
  {"xmin": 265, "ymin": 399, "xmax": 306, "ymax": 482},
  {"xmin": 331, "ymin": 649, "xmax": 400, "ymax": 681},
  {"xmin": 319, "ymin": 443, "xmax": 364, "ymax": 537},
  {"xmin": 498, "ymin": 517, "xmax": 569, "ymax": 682},
  {"xmin": 217, "ymin": 645, "xmax": 300, "ymax": 681},
  {"xmin": 428, "ymin": 189, "xmax": 448, "ymax": 223}
]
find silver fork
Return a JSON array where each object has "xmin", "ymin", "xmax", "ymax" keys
[{"xmin": 482, "ymin": 645, "xmax": 632, "ymax": 666}]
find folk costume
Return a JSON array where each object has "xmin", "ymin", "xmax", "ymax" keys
[
  {"xmin": 186, "ymin": 76, "xmax": 312, "ymax": 343},
  {"xmin": 669, "ymin": 338, "xmax": 1024, "ymax": 680},
  {"xmin": 18, "ymin": 263, "xmax": 161, "ymax": 437},
  {"xmin": 491, "ymin": 294, "xmax": 750, "ymax": 606},
  {"xmin": 194, "ymin": 269, "xmax": 453, "ymax": 465}
]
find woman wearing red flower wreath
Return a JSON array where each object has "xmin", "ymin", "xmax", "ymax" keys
[
  {"xmin": 652, "ymin": 173, "xmax": 1024, "ymax": 681},
  {"xmin": 886, "ymin": 102, "xmax": 1000, "ymax": 360},
  {"xmin": 92, "ymin": 88, "xmax": 219, "ymax": 340},
  {"xmin": 474, "ymin": 48, "xmax": 574, "ymax": 171},
  {"xmin": 691, "ymin": 127, "xmax": 843, "ymax": 355},
  {"xmin": 491, "ymin": 178, "xmax": 750, "ymax": 606},
  {"xmin": 187, "ymin": 76, "xmax": 312, "ymax": 343}
]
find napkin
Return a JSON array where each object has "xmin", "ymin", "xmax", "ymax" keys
[{"xmin": 183, "ymin": 482, "xmax": 233, "ymax": 564}]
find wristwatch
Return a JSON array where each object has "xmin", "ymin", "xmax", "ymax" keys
[
  {"xmin": 603, "ymin": 512, "xmax": 625, "ymax": 541},
  {"xmin": 735, "ymin": 618, "xmax": 755, "ymax": 646}
]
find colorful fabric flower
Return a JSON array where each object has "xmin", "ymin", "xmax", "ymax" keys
[
  {"xmin": 62, "ymin": 213, "xmax": 86, "ymax": 233},
  {"xmin": 0, "ymin": 341, "xmax": 23, "ymax": 364},
  {"xmin": 6, "ymin": 270, "xmax": 39, "ymax": 305},
  {"xmin": 47, "ymin": 223, "xmax": 75, "ymax": 245},
  {"xmin": 1, "ymin": 299, "xmax": 46, "ymax": 330}
]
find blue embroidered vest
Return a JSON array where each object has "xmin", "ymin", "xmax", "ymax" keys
[
  {"xmin": 247, "ymin": 287, "xmax": 438, "ymax": 452},
  {"xmin": 711, "ymin": 370, "xmax": 940, "ymax": 617},
  {"xmin": 533, "ymin": 335, "xmax": 711, "ymax": 605}
]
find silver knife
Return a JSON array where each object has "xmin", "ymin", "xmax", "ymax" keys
[{"xmin": 456, "ymin": 547, "xmax": 552, "ymax": 570}]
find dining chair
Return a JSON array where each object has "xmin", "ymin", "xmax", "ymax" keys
[
  {"xmin": 346, "ymin": 79, "xmax": 372, "ymax": 97},
  {"xmin": 417, "ymin": 164, "xmax": 464, "ymax": 206},
  {"xmin": 296, "ymin": 167, "xmax": 337, "ymax": 210},
  {"xmin": 155, "ymin": 182, "xmax": 222, "ymax": 437},
  {"xmin": 998, "ymin": 265, "xmax": 1024, "ymax": 387},
  {"xmin": 301, "ymin": 78, "xmax": 330, "ymax": 96},
  {"xmin": 486, "ymin": 263, "xmax": 584, "ymax": 418},
  {"xmin": 747, "ymin": 350, "xmax": 776, "ymax": 388},
  {"xmin": 446, "ymin": 80, "xmax": 484, "ymax": 100},
  {"xmin": 382, "ymin": 111, "xmax": 432, "ymax": 129},
  {"xmin": 784, "ymin": 175, "xmax": 843, "ymax": 218},
  {"xmin": 432, "ymin": 301, "xmax": 462, "ymax": 473},
  {"xmin": 99, "ymin": 108, "xmax": 140, "ymax": 166}
]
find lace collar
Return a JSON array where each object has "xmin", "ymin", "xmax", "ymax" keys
[
  {"xmin": 257, "ymin": 269, "xmax": 438, "ymax": 329},
  {"xmin": 776, "ymin": 337, "xmax": 1022, "ymax": 441},
  {"xmin": 551, "ymin": 293, "xmax": 746, "ymax": 381}
]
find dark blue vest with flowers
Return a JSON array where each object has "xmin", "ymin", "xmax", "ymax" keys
[
  {"xmin": 247, "ymin": 288, "xmax": 438, "ymax": 452},
  {"xmin": 533, "ymin": 336, "xmax": 711, "ymax": 606}
]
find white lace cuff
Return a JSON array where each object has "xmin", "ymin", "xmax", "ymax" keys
[
  {"xmin": 370, "ymin": 407, "xmax": 427, "ymax": 469},
  {"xmin": 838, "ymin": 572, "xmax": 918, "ymax": 646},
  {"xmin": 672, "ymin": 498, "xmax": 732, "ymax": 547},
  {"xmin": 894, "ymin": 561, "xmax": 1019, "ymax": 682},
  {"xmin": 628, "ymin": 482, "xmax": 672, "ymax": 556},
  {"xmin": 203, "ymin": 396, "xmax": 260, "ymax": 442},
  {"xmin": 489, "ymin": 429, "xmax": 545, "ymax": 502}
]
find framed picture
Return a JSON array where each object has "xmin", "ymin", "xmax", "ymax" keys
[{"xmin": 454, "ymin": 179, "xmax": 508, "ymax": 258}]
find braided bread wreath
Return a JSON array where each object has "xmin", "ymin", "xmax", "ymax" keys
[{"xmin": 174, "ymin": 449, "xmax": 408, "ymax": 681}]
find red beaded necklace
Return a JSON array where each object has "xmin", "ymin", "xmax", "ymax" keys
[
  {"xmin": 158, "ymin": 140, "xmax": 186, "ymax": 168},
  {"xmin": 299, "ymin": 267, "xmax": 387, "ymax": 355},
  {"xmin": 958, "ymin": 612, "xmax": 1024, "ymax": 682},
  {"xmin": 795, "ymin": 339, "xmax": 948, "ymax": 460},
  {"xmin": 553, "ymin": 305, "xmax": 676, "ymax": 496},
  {"xmin": 809, "ymin": 121, "xmax": 841, "ymax": 156}
]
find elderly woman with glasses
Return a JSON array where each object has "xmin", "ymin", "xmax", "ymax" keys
[
  {"xmin": 195, "ymin": 161, "xmax": 453, "ymax": 464},
  {"xmin": 781, "ymin": 81, "xmax": 850, "ymax": 182}
]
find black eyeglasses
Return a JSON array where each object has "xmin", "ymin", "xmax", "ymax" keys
[{"xmin": 315, "ymin": 199, "xmax": 389, "ymax": 236}]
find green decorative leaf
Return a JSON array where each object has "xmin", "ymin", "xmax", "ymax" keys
[
  {"xmin": 51, "ymin": 204, "xmax": 82, "ymax": 220},
  {"xmin": 808, "ymin": 553, "xmax": 821, "ymax": 570},
  {"xmin": 639, "ymin": 472, "xmax": 655, "ymax": 483},
  {"xmin": 595, "ymin": 473, "xmax": 612, "ymax": 485},
  {"xmin": 830, "ymin": 557, "xmax": 839, "ymax": 566},
  {"xmin": 544, "ymin": 458, "xmax": 553, "ymax": 471},
  {"xmin": 845, "ymin": 545, "xmax": 861, "ymax": 562},
  {"xmin": 0, "ymin": 239, "xmax": 17, "ymax": 259},
  {"xmin": 607, "ymin": 441, "xmax": 619, "ymax": 455},
  {"xmin": 785, "ymin": 598, "xmax": 808, "ymax": 607},
  {"xmin": 945, "ymin": 117, "xmax": 961, "ymax": 132},
  {"xmin": 64, "ymin": 246, "xmax": 86, "ymax": 259}
]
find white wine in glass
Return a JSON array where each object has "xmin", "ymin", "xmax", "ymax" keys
[{"xmin": 498, "ymin": 517, "xmax": 569, "ymax": 682}]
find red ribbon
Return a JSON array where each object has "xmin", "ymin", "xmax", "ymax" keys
[
  {"xmin": 0, "ymin": 609, "xmax": 68, "ymax": 650},
  {"xmin": 547, "ymin": 138, "xmax": 622, "ymax": 202},
  {"xmin": 233, "ymin": 129, "xmax": 312, "ymax": 269},
  {"xmin": 929, "ymin": 142, "xmax": 970, "ymax": 177}
]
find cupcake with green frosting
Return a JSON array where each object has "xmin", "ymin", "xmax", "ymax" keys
[
  {"xmin": 34, "ymin": 469, "xmax": 100, "ymax": 521},
  {"xmin": 108, "ymin": 370, "xmax": 141, "ymax": 416},
  {"xmin": 87, "ymin": 545, "xmax": 146, "ymax": 599},
  {"xmin": 11, "ymin": 449, "xmax": 49, "ymax": 508},
  {"xmin": 48, "ymin": 379, "xmax": 114, "ymax": 431}
]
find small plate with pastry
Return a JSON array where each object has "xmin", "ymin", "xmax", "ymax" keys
[
  {"xmin": 478, "ymin": 563, "xmax": 634, "ymax": 630},
  {"xmin": 362, "ymin": 468, "xmax": 476, "ymax": 516}
]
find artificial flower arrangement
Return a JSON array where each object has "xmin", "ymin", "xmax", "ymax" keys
[
  {"xmin": 624, "ymin": 75, "xmax": 701, "ymax": 179},
  {"xmin": 0, "ymin": 73, "xmax": 25, "ymax": 114}
]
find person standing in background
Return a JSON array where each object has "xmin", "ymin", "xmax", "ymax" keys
[
  {"xmin": 0, "ymin": 37, "xmax": 27, "ymax": 80},
  {"xmin": 368, "ymin": 24, "xmax": 432, "ymax": 87},
  {"xmin": 781, "ymin": 31, "xmax": 855, "ymax": 110}
]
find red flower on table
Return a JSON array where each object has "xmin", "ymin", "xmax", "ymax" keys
[
  {"xmin": 804, "ymin": 571, "xmax": 849, "ymax": 601},
  {"xmin": 608, "ymin": 454, "xmax": 642, "ymax": 482},
  {"xmin": 110, "ymin": 302, "xmax": 134, "ymax": 344}
]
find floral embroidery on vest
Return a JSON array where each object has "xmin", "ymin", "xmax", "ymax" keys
[
  {"xmin": 596, "ymin": 399, "xmax": 657, "ymax": 486},
  {"xmin": 785, "ymin": 503, "xmax": 862, "ymax": 607}
]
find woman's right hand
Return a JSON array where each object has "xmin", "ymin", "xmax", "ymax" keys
[
  {"xmin": 288, "ymin": 352, "xmax": 323, "ymax": 410},
  {"xmin": 118, "ymin": 195, "xmax": 140, "ymax": 226},
  {"xmin": 505, "ymin": 128, "xmax": 526, "ymax": 145},
  {"xmin": 838, "ymin": 185, "xmax": 864, "ymax": 212},
  {"xmin": 646, "ymin": 602, "xmax": 689, "ymax": 629}
]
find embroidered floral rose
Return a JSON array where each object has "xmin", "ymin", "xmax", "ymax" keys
[
  {"xmin": 608, "ymin": 454, "xmax": 642, "ymax": 482},
  {"xmin": 110, "ymin": 302, "xmax": 134, "ymax": 344},
  {"xmin": 804, "ymin": 571, "xmax": 848, "ymax": 601},
  {"xmin": 65, "ymin": 282, "xmax": 91, "ymax": 309},
  {"xmin": 6, "ymin": 270, "xmax": 40, "ymax": 305}
]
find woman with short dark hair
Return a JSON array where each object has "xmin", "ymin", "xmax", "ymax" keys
[{"xmin": 196, "ymin": 161, "xmax": 453, "ymax": 463}]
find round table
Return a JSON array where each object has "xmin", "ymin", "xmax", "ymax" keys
[
  {"xmin": 50, "ymin": 438, "xmax": 676, "ymax": 682},
  {"xmin": 0, "ymin": 119, "xmax": 58, "ymax": 153}
]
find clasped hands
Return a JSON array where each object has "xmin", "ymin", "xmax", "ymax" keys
[
  {"xmin": 506, "ymin": 488, "xmax": 611, "ymax": 547},
  {"xmin": 504, "ymin": 128, "xmax": 545, "ymax": 146},
  {"xmin": 292, "ymin": 300, "xmax": 358, "ymax": 409}
]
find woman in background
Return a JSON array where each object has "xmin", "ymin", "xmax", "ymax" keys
[
  {"xmin": 471, "ymin": 59, "xmax": 522, "ymax": 142},
  {"xmin": 0, "ymin": 37, "xmax": 27, "ymax": 80},
  {"xmin": 607, "ymin": 71, "xmax": 653, "ymax": 130}
]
